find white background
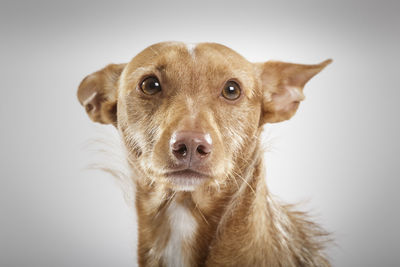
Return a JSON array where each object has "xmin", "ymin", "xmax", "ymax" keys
[{"xmin": 1, "ymin": 0, "xmax": 399, "ymax": 266}]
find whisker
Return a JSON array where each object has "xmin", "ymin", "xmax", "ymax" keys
[{"xmin": 195, "ymin": 203, "xmax": 209, "ymax": 225}]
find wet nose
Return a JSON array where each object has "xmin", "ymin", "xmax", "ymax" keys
[{"xmin": 170, "ymin": 131, "xmax": 212, "ymax": 164}]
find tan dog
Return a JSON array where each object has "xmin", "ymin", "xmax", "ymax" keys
[{"xmin": 77, "ymin": 42, "xmax": 332, "ymax": 267}]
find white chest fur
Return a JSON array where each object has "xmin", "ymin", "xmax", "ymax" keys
[{"xmin": 161, "ymin": 200, "xmax": 198, "ymax": 267}]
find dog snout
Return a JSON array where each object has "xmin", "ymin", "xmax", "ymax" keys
[{"xmin": 170, "ymin": 131, "xmax": 212, "ymax": 165}]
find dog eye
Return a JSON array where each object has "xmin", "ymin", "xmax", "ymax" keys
[
  {"xmin": 221, "ymin": 81, "xmax": 241, "ymax": 100},
  {"xmin": 140, "ymin": 76, "xmax": 162, "ymax": 95}
]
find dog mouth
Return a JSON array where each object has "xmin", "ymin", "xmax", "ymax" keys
[
  {"xmin": 164, "ymin": 169, "xmax": 211, "ymax": 190},
  {"xmin": 166, "ymin": 169, "xmax": 210, "ymax": 179}
]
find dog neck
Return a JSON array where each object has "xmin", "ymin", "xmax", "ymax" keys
[{"xmin": 132, "ymin": 141, "xmax": 329, "ymax": 266}]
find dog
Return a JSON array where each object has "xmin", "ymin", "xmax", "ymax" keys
[{"xmin": 77, "ymin": 42, "xmax": 332, "ymax": 267}]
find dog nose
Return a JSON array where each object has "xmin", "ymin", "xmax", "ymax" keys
[{"xmin": 170, "ymin": 131, "xmax": 212, "ymax": 163}]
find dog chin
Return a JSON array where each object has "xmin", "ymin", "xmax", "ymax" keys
[{"xmin": 165, "ymin": 170, "xmax": 210, "ymax": 191}]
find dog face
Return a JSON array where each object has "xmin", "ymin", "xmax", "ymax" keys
[{"xmin": 78, "ymin": 42, "xmax": 330, "ymax": 191}]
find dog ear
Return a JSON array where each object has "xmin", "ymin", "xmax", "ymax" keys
[
  {"xmin": 258, "ymin": 59, "xmax": 331, "ymax": 124},
  {"xmin": 77, "ymin": 63, "xmax": 126, "ymax": 126}
]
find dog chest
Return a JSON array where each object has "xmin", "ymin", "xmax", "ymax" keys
[{"xmin": 161, "ymin": 200, "xmax": 197, "ymax": 267}]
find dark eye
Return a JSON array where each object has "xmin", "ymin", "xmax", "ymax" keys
[
  {"xmin": 221, "ymin": 81, "xmax": 241, "ymax": 100},
  {"xmin": 140, "ymin": 76, "xmax": 161, "ymax": 95}
]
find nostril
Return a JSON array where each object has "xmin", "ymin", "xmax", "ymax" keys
[
  {"xmin": 86, "ymin": 103, "xmax": 94, "ymax": 112},
  {"xmin": 197, "ymin": 145, "xmax": 210, "ymax": 157},
  {"xmin": 173, "ymin": 144, "xmax": 188, "ymax": 157}
]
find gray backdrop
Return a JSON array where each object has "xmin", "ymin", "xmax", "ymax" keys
[{"xmin": 1, "ymin": 0, "xmax": 399, "ymax": 266}]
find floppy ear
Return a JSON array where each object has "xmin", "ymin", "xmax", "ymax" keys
[
  {"xmin": 258, "ymin": 59, "xmax": 332, "ymax": 124},
  {"xmin": 77, "ymin": 63, "xmax": 126, "ymax": 126}
]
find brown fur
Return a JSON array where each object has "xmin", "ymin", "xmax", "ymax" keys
[{"xmin": 78, "ymin": 42, "xmax": 332, "ymax": 266}]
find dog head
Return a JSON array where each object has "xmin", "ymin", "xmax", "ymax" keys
[{"xmin": 78, "ymin": 42, "xmax": 331, "ymax": 191}]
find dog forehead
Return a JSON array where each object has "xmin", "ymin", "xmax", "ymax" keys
[
  {"xmin": 125, "ymin": 42, "xmax": 187, "ymax": 69},
  {"xmin": 128, "ymin": 42, "xmax": 251, "ymax": 71}
]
